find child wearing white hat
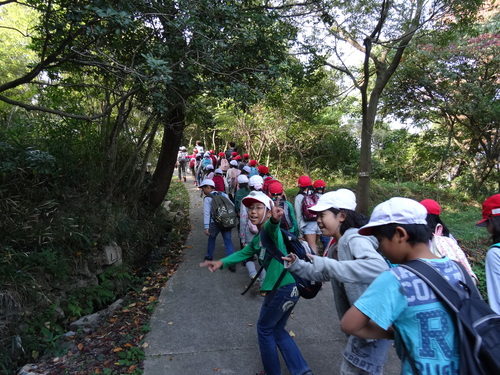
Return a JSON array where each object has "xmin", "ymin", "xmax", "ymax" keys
[
  {"xmin": 198, "ymin": 179, "xmax": 236, "ymax": 270},
  {"xmin": 283, "ymin": 189, "xmax": 392, "ymax": 375},
  {"xmin": 201, "ymin": 192, "xmax": 314, "ymax": 375},
  {"xmin": 341, "ymin": 197, "xmax": 461, "ymax": 374}
]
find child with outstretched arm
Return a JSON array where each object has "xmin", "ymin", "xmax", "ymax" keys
[{"xmin": 200, "ymin": 192, "xmax": 314, "ymax": 375}]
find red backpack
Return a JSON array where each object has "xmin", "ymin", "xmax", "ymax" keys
[{"xmin": 212, "ymin": 175, "xmax": 225, "ymax": 192}]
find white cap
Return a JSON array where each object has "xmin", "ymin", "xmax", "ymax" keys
[
  {"xmin": 237, "ymin": 175, "xmax": 249, "ymax": 184},
  {"xmin": 358, "ymin": 197, "xmax": 427, "ymax": 235},
  {"xmin": 205, "ymin": 164, "xmax": 214, "ymax": 170},
  {"xmin": 204, "ymin": 152, "xmax": 210, "ymax": 157},
  {"xmin": 309, "ymin": 189, "xmax": 356, "ymax": 212},
  {"xmin": 242, "ymin": 191, "xmax": 272, "ymax": 210},
  {"xmin": 242, "ymin": 166, "xmax": 251, "ymax": 173},
  {"xmin": 249, "ymin": 175, "xmax": 264, "ymax": 188},
  {"xmin": 230, "ymin": 160, "xmax": 238, "ymax": 166},
  {"xmin": 214, "ymin": 168, "xmax": 223, "ymax": 174},
  {"xmin": 198, "ymin": 179, "xmax": 215, "ymax": 188}
]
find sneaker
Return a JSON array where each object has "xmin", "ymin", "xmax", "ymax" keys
[
  {"xmin": 228, "ymin": 265, "xmax": 236, "ymax": 272},
  {"xmin": 183, "ymin": 176, "xmax": 187, "ymax": 182},
  {"xmin": 204, "ymin": 256, "xmax": 213, "ymax": 261},
  {"xmin": 255, "ymin": 372, "xmax": 269, "ymax": 375}
]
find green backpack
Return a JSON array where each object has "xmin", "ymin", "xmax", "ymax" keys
[{"xmin": 209, "ymin": 193, "xmax": 238, "ymax": 229}]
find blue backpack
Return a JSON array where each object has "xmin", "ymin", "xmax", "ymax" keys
[{"xmin": 242, "ymin": 228, "xmax": 322, "ymax": 299}]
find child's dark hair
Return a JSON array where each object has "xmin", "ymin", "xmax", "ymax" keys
[
  {"xmin": 489, "ymin": 216, "xmax": 500, "ymax": 243},
  {"xmin": 328, "ymin": 208, "xmax": 368, "ymax": 235},
  {"xmin": 371, "ymin": 223, "xmax": 431, "ymax": 245},
  {"xmin": 299, "ymin": 186, "xmax": 312, "ymax": 195},
  {"xmin": 425, "ymin": 213, "xmax": 450, "ymax": 238}
]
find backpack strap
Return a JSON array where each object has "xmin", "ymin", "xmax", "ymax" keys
[
  {"xmin": 257, "ymin": 228, "xmax": 291, "ymax": 299},
  {"xmin": 241, "ymin": 265, "xmax": 265, "ymax": 295},
  {"xmin": 400, "ymin": 260, "xmax": 481, "ymax": 314}
]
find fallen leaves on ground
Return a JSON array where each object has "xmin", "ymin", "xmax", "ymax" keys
[{"xmin": 28, "ymin": 246, "xmax": 184, "ymax": 375}]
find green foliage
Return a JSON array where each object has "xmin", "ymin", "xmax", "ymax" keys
[{"xmin": 382, "ymin": 14, "xmax": 500, "ymax": 194}]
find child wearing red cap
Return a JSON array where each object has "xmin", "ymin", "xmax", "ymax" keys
[
  {"xmin": 295, "ymin": 176, "xmax": 321, "ymax": 253},
  {"xmin": 477, "ymin": 193, "xmax": 500, "ymax": 314},
  {"xmin": 420, "ymin": 199, "xmax": 478, "ymax": 283}
]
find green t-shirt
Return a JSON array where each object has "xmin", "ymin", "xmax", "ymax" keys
[{"xmin": 221, "ymin": 219, "xmax": 295, "ymax": 291}]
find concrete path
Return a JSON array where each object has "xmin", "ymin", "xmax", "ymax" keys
[{"xmin": 143, "ymin": 175, "xmax": 401, "ymax": 375}]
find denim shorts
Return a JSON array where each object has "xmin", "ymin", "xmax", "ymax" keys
[{"xmin": 302, "ymin": 220, "xmax": 321, "ymax": 235}]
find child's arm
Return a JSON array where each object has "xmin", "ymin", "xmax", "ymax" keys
[{"xmin": 341, "ymin": 306, "xmax": 394, "ymax": 340}]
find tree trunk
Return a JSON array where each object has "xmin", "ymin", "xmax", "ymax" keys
[{"xmin": 148, "ymin": 107, "xmax": 185, "ymax": 209}]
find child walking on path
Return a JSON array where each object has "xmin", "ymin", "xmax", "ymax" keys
[
  {"xmin": 199, "ymin": 179, "xmax": 236, "ymax": 272},
  {"xmin": 284, "ymin": 189, "xmax": 392, "ymax": 375},
  {"xmin": 477, "ymin": 193, "xmax": 500, "ymax": 314},
  {"xmin": 200, "ymin": 191, "xmax": 314, "ymax": 375},
  {"xmin": 294, "ymin": 176, "xmax": 321, "ymax": 253},
  {"xmin": 341, "ymin": 197, "xmax": 462, "ymax": 374}
]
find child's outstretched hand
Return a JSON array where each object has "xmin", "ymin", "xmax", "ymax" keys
[
  {"xmin": 199, "ymin": 260, "xmax": 223, "ymax": 272},
  {"xmin": 282, "ymin": 253, "xmax": 297, "ymax": 264},
  {"xmin": 271, "ymin": 196, "xmax": 284, "ymax": 223}
]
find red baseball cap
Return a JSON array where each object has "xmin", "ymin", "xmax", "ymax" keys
[
  {"xmin": 219, "ymin": 152, "xmax": 224, "ymax": 157},
  {"xmin": 268, "ymin": 181, "xmax": 284, "ymax": 195},
  {"xmin": 477, "ymin": 194, "xmax": 500, "ymax": 227},
  {"xmin": 243, "ymin": 153, "xmax": 249, "ymax": 158},
  {"xmin": 258, "ymin": 165, "xmax": 268, "ymax": 174},
  {"xmin": 249, "ymin": 160, "xmax": 257, "ymax": 166},
  {"xmin": 420, "ymin": 199, "xmax": 441, "ymax": 216},
  {"xmin": 298, "ymin": 176, "xmax": 312, "ymax": 187},
  {"xmin": 313, "ymin": 179, "xmax": 326, "ymax": 188},
  {"xmin": 232, "ymin": 151, "xmax": 238, "ymax": 156}
]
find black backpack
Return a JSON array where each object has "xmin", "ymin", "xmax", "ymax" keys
[
  {"xmin": 242, "ymin": 228, "xmax": 322, "ymax": 299},
  {"xmin": 209, "ymin": 192, "xmax": 238, "ymax": 229},
  {"xmin": 400, "ymin": 259, "xmax": 500, "ymax": 375}
]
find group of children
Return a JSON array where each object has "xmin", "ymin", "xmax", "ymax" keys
[{"xmin": 190, "ymin": 142, "xmax": 500, "ymax": 375}]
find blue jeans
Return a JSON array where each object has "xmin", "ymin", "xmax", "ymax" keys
[
  {"xmin": 257, "ymin": 283, "xmax": 311, "ymax": 375},
  {"xmin": 206, "ymin": 222, "xmax": 235, "ymax": 259}
]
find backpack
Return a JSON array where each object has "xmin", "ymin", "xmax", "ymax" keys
[
  {"xmin": 209, "ymin": 192, "xmax": 238, "ymax": 229},
  {"xmin": 242, "ymin": 228, "xmax": 322, "ymax": 299},
  {"xmin": 400, "ymin": 260, "xmax": 500, "ymax": 375},
  {"xmin": 212, "ymin": 175, "xmax": 225, "ymax": 192},
  {"xmin": 177, "ymin": 151, "xmax": 187, "ymax": 163},
  {"xmin": 301, "ymin": 192, "xmax": 319, "ymax": 221},
  {"xmin": 201, "ymin": 158, "xmax": 212, "ymax": 170},
  {"xmin": 220, "ymin": 158, "xmax": 229, "ymax": 172},
  {"xmin": 189, "ymin": 158, "xmax": 196, "ymax": 168}
]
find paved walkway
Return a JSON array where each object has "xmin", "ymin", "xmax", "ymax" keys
[{"xmin": 143, "ymin": 175, "xmax": 401, "ymax": 375}]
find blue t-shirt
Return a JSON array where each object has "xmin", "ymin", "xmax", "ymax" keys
[{"xmin": 354, "ymin": 258, "xmax": 461, "ymax": 374}]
